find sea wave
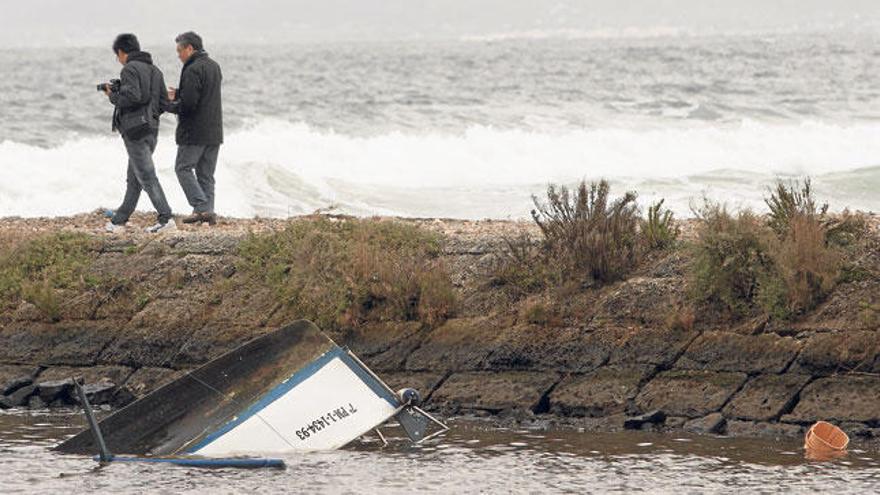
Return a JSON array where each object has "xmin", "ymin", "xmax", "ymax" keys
[{"xmin": 1, "ymin": 119, "xmax": 879, "ymax": 219}]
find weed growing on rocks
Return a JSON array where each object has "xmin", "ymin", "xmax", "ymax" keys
[
  {"xmin": 641, "ymin": 199, "xmax": 679, "ymax": 250},
  {"xmin": 0, "ymin": 232, "xmax": 101, "ymax": 320},
  {"xmin": 237, "ymin": 217, "xmax": 455, "ymax": 329}
]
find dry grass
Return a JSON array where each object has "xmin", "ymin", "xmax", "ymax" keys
[
  {"xmin": 236, "ymin": 217, "xmax": 455, "ymax": 329},
  {"xmin": 0, "ymin": 231, "xmax": 101, "ymax": 320},
  {"xmin": 762, "ymin": 213, "xmax": 841, "ymax": 318},
  {"xmin": 665, "ymin": 303, "xmax": 696, "ymax": 331}
]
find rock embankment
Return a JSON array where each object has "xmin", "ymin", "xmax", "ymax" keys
[{"xmin": 1, "ymin": 212, "xmax": 879, "ymax": 445}]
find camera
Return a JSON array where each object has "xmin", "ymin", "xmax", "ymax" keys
[{"xmin": 96, "ymin": 79, "xmax": 121, "ymax": 93}]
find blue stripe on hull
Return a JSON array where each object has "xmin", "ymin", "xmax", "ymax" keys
[{"xmin": 98, "ymin": 455, "xmax": 285, "ymax": 469}]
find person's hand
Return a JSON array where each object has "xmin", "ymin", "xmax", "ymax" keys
[
  {"xmin": 103, "ymin": 84, "xmax": 112, "ymax": 96},
  {"xmin": 167, "ymin": 87, "xmax": 177, "ymax": 101}
]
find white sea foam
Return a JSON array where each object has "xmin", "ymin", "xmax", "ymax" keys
[{"xmin": 1, "ymin": 119, "xmax": 879, "ymax": 220}]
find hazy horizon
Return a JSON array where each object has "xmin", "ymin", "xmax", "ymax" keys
[{"xmin": 1, "ymin": 0, "xmax": 879, "ymax": 47}]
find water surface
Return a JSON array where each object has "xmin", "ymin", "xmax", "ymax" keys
[{"xmin": 2, "ymin": 410, "xmax": 878, "ymax": 493}]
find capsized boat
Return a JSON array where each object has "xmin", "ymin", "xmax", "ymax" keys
[{"xmin": 55, "ymin": 320, "xmax": 447, "ymax": 458}]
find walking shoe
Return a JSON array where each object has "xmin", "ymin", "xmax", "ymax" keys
[
  {"xmin": 181, "ymin": 212, "xmax": 217, "ymax": 225},
  {"xmin": 145, "ymin": 219, "xmax": 178, "ymax": 234},
  {"xmin": 105, "ymin": 221, "xmax": 126, "ymax": 234}
]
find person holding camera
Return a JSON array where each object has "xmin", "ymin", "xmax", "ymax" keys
[
  {"xmin": 166, "ymin": 31, "xmax": 223, "ymax": 226},
  {"xmin": 102, "ymin": 33, "xmax": 176, "ymax": 234}
]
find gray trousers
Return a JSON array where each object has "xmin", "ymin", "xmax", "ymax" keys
[
  {"xmin": 175, "ymin": 144, "xmax": 220, "ymax": 214},
  {"xmin": 112, "ymin": 134, "xmax": 173, "ymax": 225}
]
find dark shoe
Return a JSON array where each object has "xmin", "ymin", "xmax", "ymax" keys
[{"xmin": 182, "ymin": 212, "xmax": 217, "ymax": 225}]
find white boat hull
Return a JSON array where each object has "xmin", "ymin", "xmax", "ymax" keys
[{"xmin": 191, "ymin": 348, "xmax": 400, "ymax": 455}]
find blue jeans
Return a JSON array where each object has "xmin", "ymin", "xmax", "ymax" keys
[{"xmin": 112, "ymin": 134, "xmax": 172, "ymax": 225}]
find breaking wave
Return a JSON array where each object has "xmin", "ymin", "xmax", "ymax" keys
[{"xmin": 1, "ymin": 119, "xmax": 879, "ymax": 219}]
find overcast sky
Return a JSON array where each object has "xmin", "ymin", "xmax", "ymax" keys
[{"xmin": 1, "ymin": 0, "xmax": 878, "ymax": 47}]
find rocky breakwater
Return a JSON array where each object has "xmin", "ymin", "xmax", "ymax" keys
[{"xmin": 0, "ymin": 211, "xmax": 879, "ymax": 447}]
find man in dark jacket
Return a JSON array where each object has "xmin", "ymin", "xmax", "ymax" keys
[
  {"xmin": 104, "ymin": 33, "xmax": 176, "ymax": 234},
  {"xmin": 166, "ymin": 31, "xmax": 223, "ymax": 225}
]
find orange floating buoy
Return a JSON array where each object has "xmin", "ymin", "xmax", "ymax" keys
[{"xmin": 804, "ymin": 421, "xmax": 849, "ymax": 458}]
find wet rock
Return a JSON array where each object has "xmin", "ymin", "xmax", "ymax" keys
[
  {"xmin": 723, "ymin": 374, "xmax": 811, "ymax": 421},
  {"xmin": 624, "ymin": 410, "xmax": 667, "ymax": 429},
  {"xmin": 789, "ymin": 331, "xmax": 880, "ymax": 375},
  {"xmin": 725, "ymin": 420, "xmax": 803, "ymax": 439},
  {"xmin": 2, "ymin": 376, "xmax": 33, "ymax": 396},
  {"xmin": 606, "ymin": 327, "xmax": 697, "ymax": 367},
  {"xmin": 405, "ymin": 318, "xmax": 507, "ymax": 371},
  {"xmin": 784, "ymin": 375, "xmax": 880, "ymax": 424},
  {"xmin": 429, "ymin": 371, "xmax": 559, "ymax": 413},
  {"xmin": 0, "ymin": 365, "xmax": 41, "ymax": 395},
  {"xmin": 634, "ymin": 370, "xmax": 747, "ymax": 418},
  {"xmin": 483, "ymin": 325, "xmax": 614, "ymax": 373},
  {"xmin": 841, "ymin": 422, "xmax": 874, "ymax": 438},
  {"xmin": 577, "ymin": 413, "xmax": 628, "ymax": 432},
  {"xmin": 38, "ymin": 365, "xmax": 133, "ymax": 387},
  {"xmin": 677, "ymin": 331, "xmax": 801, "ymax": 374},
  {"xmin": 37, "ymin": 378, "xmax": 74, "ymax": 403},
  {"xmin": 550, "ymin": 365, "xmax": 654, "ymax": 417},
  {"xmin": 28, "ymin": 395, "xmax": 47, "ymax": 409},
  {"xmin": 664, "ymin": 416, "xmax": 688, "ymax": 429},
  {"xmin": 7, "ymin": 384, "xmax": 36, "ymax": 407},
  {"xmin": 66, "ymin": 381, "xmax": 117, "ymax": 405},
  {"xmin": 684, "ymin": 413, "xmax": 726, "ymax": 434},
  {"xmin": 0, "ymin": 321, "xmax": 125, "ymax": 366},
  {"xmin": 0, "ymin": 396, "xmax": 15, "ymax": 409},
  {"xmin": 97, "ymin": 299, "xmax": 211, "ymax": 367},
  {"xmin": 342, "ymin": 322, "xmax": 426, "ymax": 371}
]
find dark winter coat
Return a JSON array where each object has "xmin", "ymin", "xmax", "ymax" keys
[
  {"xmin": 167, "ymin": 51, "xmax": 223, "ymax": 145},
  {"xmin": 109, "ymin": 51, "xmax": 168, "ymax": 138}
]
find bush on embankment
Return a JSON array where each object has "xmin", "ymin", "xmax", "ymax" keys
[
  {"xmin": 689, "ymin": 179, "xmax": 864, "ymax": 320},
  {"xmin": 492, "ymin": 179, "xmax": 678, "ymax": 296},
  {"xmin": 237, "ymin": 216, "xmax": 456, "ymax": 329},
  {"xmin": 0, "ymin": 232, "xmax": 101, "ymax": 321}
]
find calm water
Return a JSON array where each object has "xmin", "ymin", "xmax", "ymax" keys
[
  {"xmin": 1, "ymin": 33, "xmax": 879, "ymax": 219},
  {"xmin": 2, "ymin": 409, "xmax": 879, "ymax": 494}
]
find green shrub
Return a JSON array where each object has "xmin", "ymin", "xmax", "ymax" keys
[
  {"xmin": 688, "ymin": 201, "xmax": 773, "ymax": 317},
  {"xmin": 237, "ymin": 217, "xmax": 455, "ymax": 329},
  {"xmin": 765, "ymin": 178, "xmax": 828, "ymax": 236},
  {"xmin": 641, "ymin": 199, "xmax": 679, "ymax": 250},
  {"xmin": 531, "ymin": 180, "xmax": 641, "ymax": 285}
]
